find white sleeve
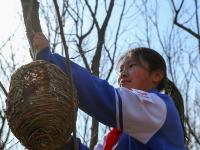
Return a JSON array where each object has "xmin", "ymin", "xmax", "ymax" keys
[
  {"xmin": 116, "ymin": 87, "xmax": 167, "ymax": 144},
  {"xmin": 93, "ymin": 132, "xmax": 108, "ymax": 150}
]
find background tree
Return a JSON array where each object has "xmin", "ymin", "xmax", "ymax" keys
[
  {"xmin": 136, "ymin": 0, "xmax": 200, "ymax": 149},
  {"xmin": 170, "ymin": 0, "xmax": 200, "ymax": 149},
  {"xmin": 0, "ymin": 34, "xmax": 20, "ymax": 149},
  {"xmin": 0, "ymin": 0, "xmax": 199, "ymax": 149}
]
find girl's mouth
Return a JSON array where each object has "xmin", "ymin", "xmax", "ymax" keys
[{"xmin": 120, "ymin": 80, "xmax": 131, "ymax": 86}]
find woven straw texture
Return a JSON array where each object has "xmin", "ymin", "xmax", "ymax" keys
[{"xmin": 6, "ymin": 60, "xmax": 78, "ymax": 150}]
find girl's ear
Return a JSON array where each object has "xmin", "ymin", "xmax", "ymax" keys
[{"xmin": 152, "ymin": 69, "xmax": 164, "ymax": 83}]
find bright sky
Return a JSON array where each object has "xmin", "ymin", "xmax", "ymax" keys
[
  {"xmin": 0, "ymin": 0, "xmax": 20, "ymax": 38},
  {"xmin": 0, "ymin": 2, "xmax": 30, "ymax": 149},
  {"xmin": 0, "ymin": 0, "xmax": 32, "ymax": 65}
]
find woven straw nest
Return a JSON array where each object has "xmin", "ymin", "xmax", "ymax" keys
[{"xmin": 6, "ymin": 60, "xmax": 78, "ymax": 150}]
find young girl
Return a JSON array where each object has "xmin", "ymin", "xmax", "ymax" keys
[{"xmin": 33, "ymin": 32, "xmax": 185, "ymax": 150}]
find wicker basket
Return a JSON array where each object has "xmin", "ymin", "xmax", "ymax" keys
[{"xmin": 6, "ymin": 60, "xmax": 78, "ymax": 150}]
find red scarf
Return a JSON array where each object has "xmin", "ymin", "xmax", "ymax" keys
[{"xmin": 104, "ymin": 128, "xmax": 122, "ymax": 150}]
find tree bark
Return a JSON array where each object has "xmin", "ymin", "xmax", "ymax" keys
[{"xmin": 21, "ymin": 0, "xmax": 42, "ymax": 59}]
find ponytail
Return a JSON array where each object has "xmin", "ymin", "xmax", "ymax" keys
[{"xmin": 164, "ymin": 78, "xmax": 187, "ymax": 143}]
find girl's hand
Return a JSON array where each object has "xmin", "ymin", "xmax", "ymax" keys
[{"xmin": 33, "ymin": 32, "xmax": 49, "ymax": 52}]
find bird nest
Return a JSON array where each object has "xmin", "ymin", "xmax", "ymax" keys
[{"xmin": 6, "ymin": 60, "xmax": 78, "ymax": 150}]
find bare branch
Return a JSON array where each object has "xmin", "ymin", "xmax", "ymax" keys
[
  {"xmin": 106, "ymin": 0, "xmax": 126, "ymax": 81},
  {"xmin": 21, "ymin": 0, "xmax": 42, "ymax": 59},
  {"xmin": 186, "ymin": 118, "xmax": 200, "ymax": 145},
  {"xmin": 171, "ymin": 0, "xmax": 200, "ymax": 42},
  {"xmin": 85, "ymin": 0, "xmax": 100, "ymax": 31},
  {"xmin": 91, "ymin": 0, "xmax": 115, "ymax": 76},
  {"xmin": 0, "ymin": 81, "xmax": 8, "ymax": 97},
  {"xmin": 53, "ymin": 1, "xmax": 78, "ymax": 149}
]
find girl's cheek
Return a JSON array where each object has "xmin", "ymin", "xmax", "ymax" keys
[{"xmin": 128, "ymin": 69, "xmax": 134, "ymax": 75}]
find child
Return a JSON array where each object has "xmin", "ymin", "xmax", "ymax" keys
[{"xmin": 33, "ymin": 32, "xmax": 185, "ymax": 150}]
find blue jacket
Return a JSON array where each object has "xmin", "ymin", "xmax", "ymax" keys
[{"xmin": 36, "ymin": 48, "xmax": 185, "ymax": 150}]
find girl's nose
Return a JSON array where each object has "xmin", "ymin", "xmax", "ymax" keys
[
  {"xmin": 118, "ymin": 70, "xmax": 128, "ymax": 86},
  {"xmin": 120, "ymin": 70, "xmax": 128, "ymax": 79}
]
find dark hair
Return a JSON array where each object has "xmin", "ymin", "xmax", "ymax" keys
[{"xmin": 118, "ymin": 47, "xmax": 167, "ymax": 91}]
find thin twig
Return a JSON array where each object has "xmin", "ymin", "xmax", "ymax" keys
[
  {"xmin": 53, "ymin": 1, "xmax": 77, "ymax": 150},
  {"xmin": 0, "ymin": 81, "xmax": 8, "ymax": 97}
]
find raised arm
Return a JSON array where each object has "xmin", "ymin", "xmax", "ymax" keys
[{"xmin": 34, "ymin": 33, "xmax": 167, "ymax": 144}]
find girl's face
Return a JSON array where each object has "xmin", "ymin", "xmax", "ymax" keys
[{"xmin": 118, "ymin": 56, "xmax": 156, "ymax": 91}]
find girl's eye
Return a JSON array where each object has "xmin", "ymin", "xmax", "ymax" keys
[{"xmin": 129, "ymin": 63, "xmax": 136, "ymax": 68}]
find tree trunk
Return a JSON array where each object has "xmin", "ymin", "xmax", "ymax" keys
[
  {"xmin": 21, "ymin": 0, "xmax": 42, "ymax": 59},
  {"xmin": 90, "ymin": 119, "xmax": 99, "ymax": 149}
]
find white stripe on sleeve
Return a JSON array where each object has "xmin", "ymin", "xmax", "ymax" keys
[
  {"xmin": 114, "ymin": 89, "xmax": 120, "ymax": 129},
  {"xmin": 116, "ymin": 87, "xmax": 167, "ymax": 144}
]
